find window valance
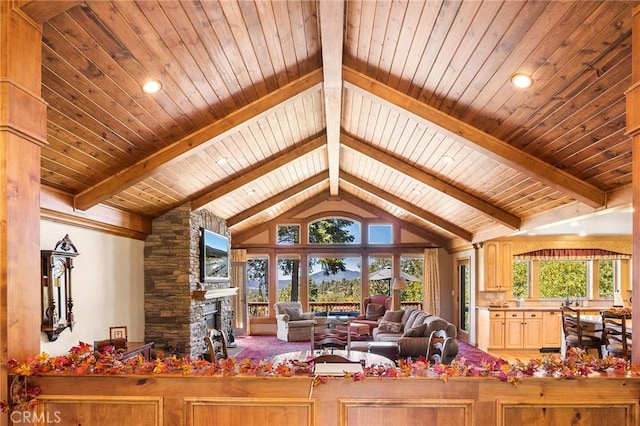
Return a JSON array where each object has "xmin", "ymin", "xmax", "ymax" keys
[{"xmin": 514, "ymin": 248, "xmax": 630, "ymax": 260}]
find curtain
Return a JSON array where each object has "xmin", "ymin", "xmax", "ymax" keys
[
  {"xmin": 423, "ymin": 248, "xmax": 440, "ymax": 316},
  {"xmin": 514, "ymin": 248, "xmax": 630, "ymax": 260},
  {"xmin": 230, "ymin": 249, "xmax": 247, "ymax": 330}
]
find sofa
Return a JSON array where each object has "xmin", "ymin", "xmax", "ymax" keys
[
  {"xmin": 371, "ymin": 307, "xmax": 458, "ymax": 362},
  {"xmin": 274, "ymin": 301, "xmax": 316, "ymax": 342}
]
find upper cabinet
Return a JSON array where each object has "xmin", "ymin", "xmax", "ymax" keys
[{"xmin": 483, "ymin": 241, "xmax": 512, "ymax": 292}]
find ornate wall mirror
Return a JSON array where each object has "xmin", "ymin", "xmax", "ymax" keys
[{"xmin": 41, "ymin": 234, "xmax": 79, "ymax": 341}]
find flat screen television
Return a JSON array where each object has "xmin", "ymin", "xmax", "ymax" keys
[{"xmin": 200, "ymin": 228, "xmax": 229, "ymax": 282}]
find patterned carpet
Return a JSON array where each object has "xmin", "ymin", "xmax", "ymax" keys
[{"xmin": 232, "ymin": 335, "xmax": 498, "ymax": 365}]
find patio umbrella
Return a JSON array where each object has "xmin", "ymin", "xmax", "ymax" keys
[{"xmin": 368, "ymin": 267, "xmax": 419, "ymax": 282}]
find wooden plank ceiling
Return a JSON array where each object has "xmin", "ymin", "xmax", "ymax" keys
[{"xmin": 21, "ymin": 0, "xmax": 634, "ymax": 249}]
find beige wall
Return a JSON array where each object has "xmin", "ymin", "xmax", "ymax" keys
[{"xmin": 40, "ymin": 220, "xmax": 145, "ymax": 356}]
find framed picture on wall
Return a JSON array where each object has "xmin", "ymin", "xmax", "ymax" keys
[{"xmin": 109, "ymin": 326, "xmax": 128, "ymax": 341}]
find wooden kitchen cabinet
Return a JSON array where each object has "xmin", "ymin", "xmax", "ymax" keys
[
  {"xmin": 542, "ymin": 309, "xmax": 562, "ymax": 348},
  {"xmin": 522, "ymin": 311, "xmax": 542, "ymax": 349},
  {"xmin": 483, "ymin": 242, "xmax": 512, "ymax": 291},
  {"xmin": 489, "ymin": 311, "xmax": 505, "ymax": 349},
  {"xmin": 504, "ymin": 311, "xmax": 524, "ymax": 349}
]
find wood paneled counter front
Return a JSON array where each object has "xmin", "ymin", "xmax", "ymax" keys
[{"xmin": 25, "ymin": 373, "xmax": 640, "ymax": 425}]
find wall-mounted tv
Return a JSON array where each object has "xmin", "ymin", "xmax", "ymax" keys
[{"xmin": 200, "ymin": 228, "xmax": 229, "ymax": 282}]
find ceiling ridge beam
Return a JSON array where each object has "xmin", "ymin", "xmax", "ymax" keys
[
  {"xmin": 319, "ymin": 0, "xmax": 344, "ymax": 196},
  {"xmin": 341, "ymin": 134, "xmax": 521, "ymax": 230},
  {"xmin": 191, "ymin": 135, "xmax": 326, "ymax": 210},
  {"xmin": 74, "ymin": 69, "xmax": 324, "ymax": 211},
  {"xmin": 342, "ymin": 65, "xmax": 606, "ymax": 209},
  {"xmin": 226, "ymin": 172, "xmax": 329, "ymax": 227},
  {"xmin": 340, "ymin": 171, "xmax": 473, "ymax": 241}
]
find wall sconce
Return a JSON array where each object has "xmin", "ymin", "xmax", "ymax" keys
[{"xmin": 41, "ymin": 234, "xmax": 79, "ymax": 342}]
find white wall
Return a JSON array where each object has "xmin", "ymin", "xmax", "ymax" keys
[{"xmin": 40, "ymin": 221, "xmax": 145, "ymax": 356}]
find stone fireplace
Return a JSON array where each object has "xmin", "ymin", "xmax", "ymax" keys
[{"xmin": 144, "ymin": 203, "xmax": 236, "ymax": 358}]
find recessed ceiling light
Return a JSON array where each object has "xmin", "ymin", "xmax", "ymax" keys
[
  {"xmin": 142, "ymin": 80, "xmax": 162, "ymax": 94},
  {"xmin": 442, "ymin": 155, "xmax": 455, "ymax": 164},
  {"xmin": 216, "ymin": 157, "xmax": 228, "ymax": 165},
  {"xmin": 511, "ymin": 73, "xmax": 532, "ymax": 89},
  {"xmin": 246, "ymin": 189, "xmax": 255, "ymax": 196},
  {"xmin": 412, "ymin": 188, "xmax": 422, "ymax": 195}
]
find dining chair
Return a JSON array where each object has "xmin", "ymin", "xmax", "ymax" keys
[
  {"xmin": 204, "ymin": 329, "xmax": 228, "ymax": 362},
  {"xmin": 600, "ymin": 309, "xmax": 632, "ymax": 361},
  {"xmin": 427, "ymin": 329, "xmax": 454, "ymax": 364},
  {"xmin": 561, "ymin": 306, "xmax": 602, "ymax": 358}
]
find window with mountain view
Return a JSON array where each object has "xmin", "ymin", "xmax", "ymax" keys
[
  {"xmin": 247, "ymin": 257, "xmax": 269, "ymax": 317},
  {"xmin": 308, "ymin": 255, "xmax": 361, "ymax": 313}
]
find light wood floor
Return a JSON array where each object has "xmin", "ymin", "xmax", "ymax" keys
[{"xmin": 488, "ymin": 349, "xmax": 561, "ymax": 364}]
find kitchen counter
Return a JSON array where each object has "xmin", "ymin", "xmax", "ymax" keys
[{"xmin": 477, "ymin": 305, "xmax": 606, "ymax": 312}]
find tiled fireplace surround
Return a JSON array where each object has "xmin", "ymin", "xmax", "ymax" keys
[{"xmin": 144, "ymin": 204, "xmax": 234, "ymax": 358}]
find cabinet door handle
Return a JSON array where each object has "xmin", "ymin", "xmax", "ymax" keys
[
  {"xmin": 511, "ymin": 313, "xmax": 518, "ymax": 317},
  {"xmin": 531, "ymin": 314, "xmax": 537, "ymax": 317}
]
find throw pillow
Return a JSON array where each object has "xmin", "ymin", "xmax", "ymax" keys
[
  {"xmin": 402, "ymin": 323, "xmax": 427, "ymax": 337},
  {"xmin": 301, "ymin": 312, "xmax": 315, "ymax": 320},
  {"xmin": 378, "ymin": 319, "xmax": 402, "ymax": 333},
  {"xmin": 284, "ymin": 308, "xmax": 303, "ymax": 321},
  {"xmin": 381, "ymin": 309, "xmax": 404, "ymax": 323},
  {"xmin": 365, "ymin": 303, "xmax": 385, "ymax": 320}
]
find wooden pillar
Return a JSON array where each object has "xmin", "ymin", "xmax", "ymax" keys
[
  {"xmin": 0, "ymin": 3, "xmax": 46, "ymax": 423},
  {"xmin": 627, "ymin": 5, "xmax": 640, "ymax": 363}
]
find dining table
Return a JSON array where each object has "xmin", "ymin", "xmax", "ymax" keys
[
  {"xmin": 560, "ymin": 313, "xmax": 632, "ymax": 358},
  {"xmin": 268, "ymin": 348, "xmax": 396, "ymax": 368}
]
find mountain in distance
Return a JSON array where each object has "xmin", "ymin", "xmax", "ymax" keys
[{"xmin": 247, "ymin": 269, "xmax": 362, "ymax": 290}]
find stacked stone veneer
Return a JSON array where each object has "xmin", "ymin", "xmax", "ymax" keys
[{"xmin": 144, "ymin": 203, "xmax": 232, "ymax": 358}]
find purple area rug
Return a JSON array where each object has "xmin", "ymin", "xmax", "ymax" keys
[{"xmin": 232, "ymin": 335, "xmax": 498, "ymax": 365}]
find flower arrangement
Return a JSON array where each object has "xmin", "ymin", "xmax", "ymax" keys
[{"xmin": 2, "ymin": 342, "xmax": 638, "ymax": 414}]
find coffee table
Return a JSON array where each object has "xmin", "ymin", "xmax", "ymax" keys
[{"xmin": 268, "ymin": 349, "xmax": 395, "ymax": 368}]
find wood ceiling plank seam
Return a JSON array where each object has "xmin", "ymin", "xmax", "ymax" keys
[
  {"xmin": 418, "ymin": 0, "xmax": 483, "ymax": 105},
  {"xmin": 198, "ymin": 0, "xmax": 260, "ymax": 103},
  {"xmin": 301, "ymin": 0, "xmax": 322, "ymax": 74},
  {"xmin": 404, "ymin": 0, "xmax": 461, "ymax": 101},
  {"xmin": 227, "ymin": 172, "xmax": 328, "ymax": 228},
  {"xmin": 507, "ymin": 47, "xmax": 631, "ymax": 155},
  {"xmin": 356, "ymin": 93, "xmax": 373, "ymax": 139},
  {"xmin": 235, "ymin": 0, "xmax": 280, "ymax": 94},
  {"xmin": 380, "ymin": 0, "xmax": 426, "ymax": 90},
  {"xmin": 341, "ymin": 134, "xmax": 520, "ymax": 229},
  {"xmin": 553, "ymin": 113, "xmax": 628, "ymax": 170},
  {"xmin": 40, "ymin": 44, "xmax": 166, "ymax": 151},
  {"xmin": 268, "ymin": 0, "xmax": 301, "ymax": 80},
  {"xmin": 151, "ymin": 165, "xmax": 201, "ymax": 197},
  {"xmin": 345, "ymin": 90, "xmax": 362, "ymax": 143},
  {"xmin": 87, "ymin": 1, "xmax": 211, "ymax": 128},
  {"xmin": 411, "ymin": 127, "xmax": 446, "ymax": 169},
  {"xmin": 437, "ymin": 0, "xmax": 525, "ymax": 115},
  {"xmin": 344, "ymin": 68, "xmax": 606, "ymax": 208},
  {"xmin": 40, "ymin": 77, "xmax": 141, "ymax": 159},
  {"xmin": 182, "ymin": 2, "xmax": 250, "ymax": 108},
  {"xmin": 47, "ymin": 9, "xmax": 189, "ymax": 138},
  {"xmin": 458, "ymin": 1, "xmax": 574, "ymax": 126},
  {"xmin": 272, "ymin": 106, "xmax": 297, "ymax": 148},
  {"xmin": 178, "ymin": 1, "xmax": 241, "ymax": 113},
  {"xmin": 39, "ymin": 147, "xmax": 105, "ymax": 188},
  {"xmin": 446, "ymin": 0, "xmax": 551, "ymax": 120},
  {"xmin": 215, "ymin": 0, "xmax": 271, "ymax": 99},
  {"xmin": 426, "ymin": 0, "xmax": 504, "ymax": 108},
  {"xmin": 367, "ymin": 1, "xmax": 397, "ymax": 81},
  {"xmin": 252, "ymin": 115, "xmax": 278, "ymax": 158},
  {"xmin": 374, "ymin": 0, "xmax": 407, "ymax": 84},
  {"xmin": 362, "ymin": 98, "xmax": 381, "ymax": 143},
  {"xmin": 396, "ymin": 0, "xmax": 451, "ymax": 95},
  {"xmin": 285, "ymin": 0, "xmax": 314, "ymax": 77},
  {"xmin": 283, "ymin": 102, "xmax": 304, "ymax": 144},
  {"xmin": 490, "ymin": 3, "xmax": 631, "ymax": 139},
  {"xmin": 190, "ymin": 135, "xmax": 326, "ymax": 209},
  {"xmin": 263, "ymin": 112, "xmax": 290, "ymax": 154},
  {"xmin": 153, "ymin": 0, "xmax": 231, "ymax": 118},
  {"xmin": 43, "ymin": 122, "xmax": 120, "ymax": 176},
  {"xmin": 523, "ymin": 79, "xmax": 629, "ymax": 159},
  {"xmin": 134, "ymin": 177, "xmax": 185, "ymax": 205},
  {"xmin": 353, "ymin": 0, "xmax": 376, "ymax": 75},
  {"xmin": 301, "ymin": 88, "xmax": 319, "ymax": 141},
  {"xmin": 368, "ymin": 100, "xmax": 388, "ymax": 146},
  {"xmin": 399, "ymin": 120, "xmax": 431, "ymax": 161},
  {"xmin": 312, "ymin": 89, "xmax": 327, "ymax": 137},
  {"xmin": 342, "ymin": 0, "xmax": 360, "ymax": 71},
  {"xmin": 476, "ymin": 2, "xmax": 611, "ymax": 137},
  {"xmin": 182, "ymin": 150, "xmax": 223, "ymax": 188}
]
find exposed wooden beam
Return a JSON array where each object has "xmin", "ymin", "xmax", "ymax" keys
[
  {"xmin": 19, "ymin": 1, "xmax": 82, "ymax": 23},
  {"xmin": 318, "ymin": 0, "xmax": 344, "ymax": 196},
  {"xmin": 339, "ymin": 191, "xmax": 449, "ymax": 248},
  {"xmin": 74, "ymin": 69, "xmax": 324, "ymax": 211},
  {"xmin": 340, "ymin": 171, "xmax": 473, "ymax": 241},
  {"xmin": 191, "ymin": 135, "xmax": 326, "ymax": 210},
  {"xmin": 341, "ymin": 134, "xmax": 521, "ymax": 230},
  {"xmin": 41, "ymin": 186, "xmax": 151, "ymax": 240},
  {"xmin": 343, "ymin": 66, "xmax": 607, "ymax": 209},
  {"xmin": 226, "ymin": 172, "xmax": 329, "ymax": 227}
]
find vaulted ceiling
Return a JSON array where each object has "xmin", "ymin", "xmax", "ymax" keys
[{"xmin": 21, "ymin": 0, "xmax": 635, "ymax": 250}]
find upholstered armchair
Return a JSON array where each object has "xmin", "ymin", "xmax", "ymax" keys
[
  {"xmin": 353, "ymin": 295, "xmax": 392, "ymax": 333},
  {"xmin": 274, "ymin": 301, "xmax": 316, "ymax": 342}
]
